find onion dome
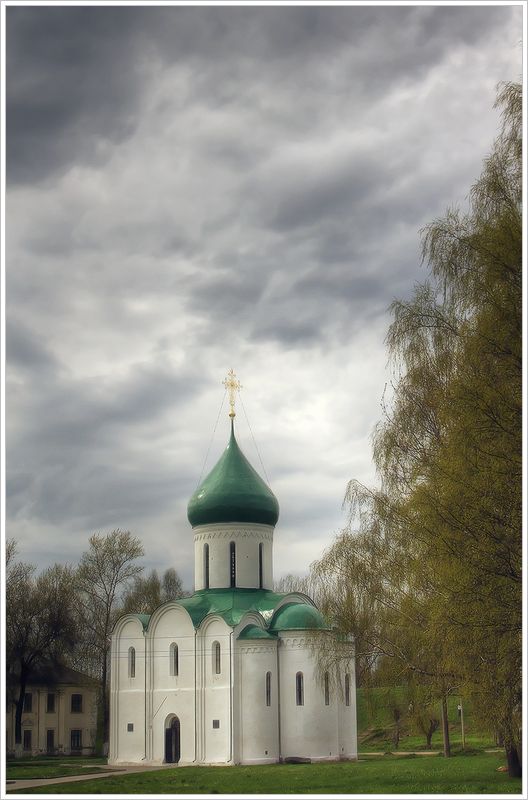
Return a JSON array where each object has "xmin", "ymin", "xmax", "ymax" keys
[
  {"xmin": 269, "ymin": 602, "xmax": 329, "ymax": 631},
  {"xmin": 187, "ymin": 420, "xmax": 280, "ymax": 528}
]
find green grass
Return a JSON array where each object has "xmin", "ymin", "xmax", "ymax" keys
[
  {"xmin": 356, "ymin": 687, "xmax": 495, "ymax": 753},
  {"xmin": 10, "ymin": 752, "xmax": 521, "ymax": 794},
  {"xmin": 6, "ymin": 757, "xmax": 108, "ymax": 781}
]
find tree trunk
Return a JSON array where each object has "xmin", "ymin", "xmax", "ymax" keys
[
  {"xmin": 102, "ymin": 649, "xmax": 109, "ymax": 747},
  {"xmin": 505, "ymin": 743, "xmax": 522, "ymax": 778},
  {"xmin": 426, "ymin": 730, "xmax": 433, "ymax": 749},
  {"xmin": 441, "ymin": 695, "xmax": 451, "ymax": 758},
  {"xmin": 14, "ymin": 665, "xmax": 29, "ymax": 753}
]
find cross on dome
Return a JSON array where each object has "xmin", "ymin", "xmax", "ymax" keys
[{"xmin": 223, "ymin": 369, "xmax": 242, "ymax": 418}]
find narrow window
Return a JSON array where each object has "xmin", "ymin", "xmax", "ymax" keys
[
  {"xmin": 259, "ymin": 543, "xmax": 264, "ymax": 589},
  {"xmin": 23, "ymin": 693, "xmax": 32, "ymax": 712},
  {"xmin": 71, "ymin": 693, "xmax": 83, "ymax": 713},
  {"xmin": 46, "ymin": 730, "xmax": 55, "ymax": 753},
  {"xmin": 170, "ymin": 643, "xmax": 179, "ymax": 676},
  {"xmin": 23, "ymin": 730, "xmax": 32, "ymax": 750},
  {"xmin": 229, "ymin": 541, "xmax": 236, "ymax": 588},
  {"xmin": 265, "ymin": 671, "xmax": 272, "ymax": 706},
  {"xmin": 296, "ymin": 672, "xmax": 304, "ymax": 706},
  {"xmin": 204, "ymin": 543, "xmax": 209, "ymax": 589},
  {"xmin": 324, "ymin": 672, "xmax": 330, "ymax": 706},
  {"xmin": 213, "ymin": 641, "xmax": 221, "ymax": 674},
  {"xmin": 128, "ymin": 646, "xmax": 136, "ymax": 678},
  {"xmin": 345, "ymin": 673, "xmax": 350, "ymax": 707},
  {"xmin": 70, "ymin": 729, "xmax": 82, "ymax": 751},
  {"xmin": 46, "ymin": 693, "xmax": 55, "ymax": 713}
]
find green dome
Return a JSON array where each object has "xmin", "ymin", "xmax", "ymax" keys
[
  {"xmin": 187, "ymin": 421, "xmax": 280, "ymax": 527},
  {"xmin": 269, "ymin": 602, "xmax": 329, "ymax": 632}
]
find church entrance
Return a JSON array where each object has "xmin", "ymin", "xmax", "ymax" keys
[{"xmin": 164, "ymin": 716, "xmax": 181, "ymax": 763}]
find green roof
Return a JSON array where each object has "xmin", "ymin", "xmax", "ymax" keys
[
  {"xmin": 175, "ymin": 588, "xmax": 288, "ymax": 628},
  {"xmin": 187, "ymin": 420, "xmax": 279, "ymax": 527},
  {"xmin": 238, "ymin": 624, "xmax": 278, "ymax": 640},
  {"xmin": 269, "ymin": 602, "xmax": 330, "ymax": 632}
]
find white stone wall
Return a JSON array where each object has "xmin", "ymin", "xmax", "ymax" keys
[
  {"xmin": 193, "ymin": 523, "xmax": 274, "ymax": 590},
  {"xmin": 109, "ymin": 616, "xmax": 147, "ymax": 764},
  {"xmin": 198, "ymin": 616, "xmax": 233, "ymax": 764},
  {"xmin": 235, "ymin": 639, "xmax": 279, "ymax": 764},
  {"xmin": 147, "ymin": 604, "xmax": 197, "ymax": 764},
  {"xmin": 278, "ymin": 633, "xmax": 341, "ymax": 761}
]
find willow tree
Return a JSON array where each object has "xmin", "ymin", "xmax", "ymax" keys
[{"xmin": 314, "ymin": 82, "xmax": 522, "ymax": 775}]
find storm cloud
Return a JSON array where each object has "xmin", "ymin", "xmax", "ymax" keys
[{"xmin": 6, "ymin": 4, "xmax": 522, "ymax": 586}]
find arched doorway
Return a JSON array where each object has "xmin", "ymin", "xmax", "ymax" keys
[{"xmin": 164, "ymin": 716, "xmax": 181, "ymax": 763}]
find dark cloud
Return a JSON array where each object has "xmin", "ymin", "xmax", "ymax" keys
[{"xmin": 5, "ymin": 4, "xmax": 522, "ymax": 581}]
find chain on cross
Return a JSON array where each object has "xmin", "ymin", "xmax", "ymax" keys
[{"xmin": 223, "ymin": 369, "xmax": 242, "ymax": 418}]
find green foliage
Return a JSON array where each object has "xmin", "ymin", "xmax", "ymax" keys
[{"xmin": 310, "ymin": 82, "xmax": 522, "ymax": 777}]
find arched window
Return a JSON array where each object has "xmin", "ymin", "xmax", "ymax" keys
[
  {"xmin": 170, "ymin": 643, "xmax": 179, "ymax": 676},
  {"xmin": 265, "ymin": 671, "xmax": 272, "ymax": 706},
  {"xmin": 204, "ymin": 543, "xmax": 209, "ymax": 589},
  {"xmin": 213, "ymin": 641, "xmax": 221, "ymax": 675},
  {"xmin": 258, "ymin": 543, "xmax": 264, "ymax": 589},
  {"xmin": 229, "ymin": 542, "xmax": 236, "ymax": 588},
  {"xmin": 296, "ymin": 672, "xmax": 304, "ymax": 706},
  {"xmin": 324, "ymin": 672, "xmax": 330, "ymax": 706},
  {"xmin": 345, "ymin": 673, "xmax": 350, "ymax": 707},
  {"xmin": 128, "ymin": 647, "xmax": 135, "ymax": 678}
]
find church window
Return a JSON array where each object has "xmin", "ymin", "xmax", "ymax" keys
[
  {"xmin": 212, "ymin": 719, "xmax": 220, "ymax": 729},
  {"xmin": 265, "ymin": 671, "xmax": 272, "ymax": 706},
  {"xmin": 170, "ymin": 643, "xmax": 179, "ymax": 676},
  {"xmin": 213, "ymin": 641, "xmax": 221, "ymax": 674},
  {"xmin": 71, "ymin": 694, "xmax": 83, "ymax": 713},
  {"xmin": 229, "ymin": 541, "xmax": 236, "ymax": 587},
  {"xmin": 259, "ymin": 543, "xmax": 264, "ymax": 589},
  {"xmin": 127, "ymin": 723, "xmax": 134, "ymax": 732},
  {"xmin": 296, "ymin": 672, "xmax": 304, "ymax": 706},
  {"xmin": 23, "ymin": 693, "xmax": 32, "ymax": 712},
  {"xmin": 204, "ymin": 543, "xmax": 209, "ymax": 589},
  {"xmin": 46, "ymin": 693, "xmax": 55, "ymax": 713},
  {"xmin": 23, "ymin": 730, "xmax": 32, "ymax": 750},
  {"xmin": 345, "ymin": 673, "xmax": 350, "ymax": 706},
  {"xmin": 128, "ymin": 647, "xmax": 136, "ymax": 679},
  {"xmin": 324, "ymin": 672, "xmax": 330, "ymax": 706}
]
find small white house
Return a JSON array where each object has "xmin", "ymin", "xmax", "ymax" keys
[{"xmin": 109, "ymin": 407, "xmax": 357, "ymax": 765}]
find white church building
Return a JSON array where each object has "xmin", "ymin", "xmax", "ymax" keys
[{"xmin": 109, "ymin": 374, "xmax": 357, "ymax": 765}]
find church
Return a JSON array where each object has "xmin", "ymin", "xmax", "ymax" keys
[{"xmin": 109, "ymin": 372, "xmax": 357, "ymax": 766}]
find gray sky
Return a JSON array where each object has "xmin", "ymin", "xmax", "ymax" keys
[{"xmin": 5, "ymin": 3, "xmax": 522, "ymax": 590}]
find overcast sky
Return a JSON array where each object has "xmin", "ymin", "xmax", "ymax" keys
[{"xmin": 5, "ymin": 3, "xmax": 522, "ymax": 591}]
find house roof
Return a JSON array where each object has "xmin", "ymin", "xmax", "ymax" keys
[{"xmin": 20, "ymin": 662, "xmax": 99, "ymax": 687}]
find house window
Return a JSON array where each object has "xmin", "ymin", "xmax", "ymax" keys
[
  {"xmin": 170, "ymin": 643, "xmax": 179, "ymax": 676},
  {"xmin": 229, "ymin": 541, "xmax": 236, "ymax": 588},
  {"xmin": 23, "ymin": 730, "xmax": 32, "ymax": 750},
  {"xmin": 345, "ymin": 673, "xmax": 350, "ymax": 707},
  {"xmin": 212, "ymin": 719, "xmax": 220, "ymax": 729},
  {"xmin": 324, "ymin": 672, "xmax": 330, "ymax": 706},
  {"xmin": 265, "ymin": 671, "xmax": 272, "ymax": 707},
  {"xmin": 213, "ymin": 641, "xmax": 221, "ymax": 675},
  {"xmin": 259, "ymin": 543, "xmax": 264, "ymax": 589},
  {"xmin": 71, "ymin": 693, "xmax": 83, "ymax": 713},
  {"xmin": 46, "ymin": 693, "xmax": 55, "ymax": 713},
  {"xmin": 46, "ymin": 729, "xmax": 55, "ymax": 753},
  {"xmin": 204, "ymin": 543, "xmax": 209, "ymax": 589},
  {"xmin": 71, "ymin": 729, "xmax": 82, "ymax": 751},
  {"xmin": 23, "ymin": 693, "xmax": 32, "ymax": 712},
  {"xmin": 296, "ymin": 672, "xmax": 304, "ymax": 706},
  {"xmin": 127, "ymin": 723, "xmax": 134, "ymax": 732},
  {"xmin": 128, "ymin": 646, "xmax": 136, "ymax": 678}
]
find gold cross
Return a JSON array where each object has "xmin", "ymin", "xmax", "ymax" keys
[{"xmin": 223, "ymin": 369, "xmax": 242, "ymax": 418}]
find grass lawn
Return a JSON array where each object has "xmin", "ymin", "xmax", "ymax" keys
[
  {"xmin": 6, "ymin": 757, "xmax": 108, "ymax": 781},
  {"xmin": 10, "ymin": 752, "xmax": 522, "ymax": 795}
]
